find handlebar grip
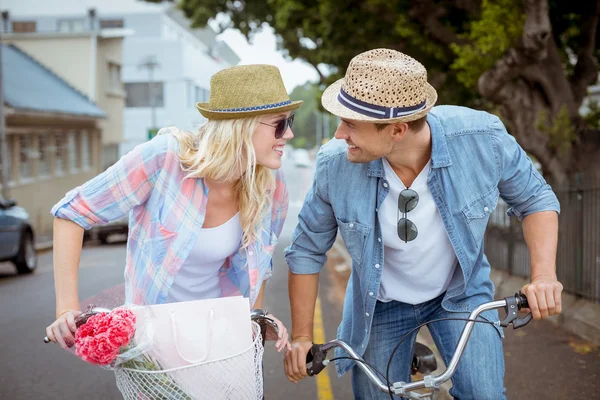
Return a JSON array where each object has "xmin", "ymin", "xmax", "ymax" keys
[
  {"xmin": 517, "ymin": 291, "xmax": 529, "ymax": 309},
  {"xmin": 306, "ymin": 343, "xmax": 327, "ymax": 377}
]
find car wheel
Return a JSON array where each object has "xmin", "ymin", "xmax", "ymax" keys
[
  {"xmin": 14, "ymin": 231, "xmax": 37, "ymax": 274},
  {"xmin": 98, "ymin": 232, "xmax": 110, "ymax": 244}
]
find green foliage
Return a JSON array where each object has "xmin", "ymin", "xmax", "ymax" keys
[
  {"xmin": 450, "ymin": 0, "xmax": 525, "ymax": 89},
  {"xmin": 536, "ymin": 104, "xmax": 577, "ymax": 156},
  {"xmin": 582, "ymin": 99, "xmax": 600, "ymax": 130}
]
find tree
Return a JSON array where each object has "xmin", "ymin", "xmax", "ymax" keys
[{"xmin": 153, "ymin": 0, "xmax": 600, "ymax": 184}]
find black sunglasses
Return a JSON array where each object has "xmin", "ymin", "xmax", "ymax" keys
[
  {"xmin": 397, "ymin": 188, "xmax": 419, "ymax": 243},
  {"xmin": 259, "ymin": 114, "xmax": 294, "ymax": 139}
]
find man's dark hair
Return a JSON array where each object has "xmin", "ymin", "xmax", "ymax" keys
[{"xmin": 374, "ymin": 115, "xmax": 428, "ymax": 133}]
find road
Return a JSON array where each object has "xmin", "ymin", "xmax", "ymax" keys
[{"xmin": 0, "ymin": 155, "xmax": 598, "ymax": 399}]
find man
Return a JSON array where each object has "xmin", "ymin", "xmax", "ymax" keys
[{"xmin": 283, "ymin": 49, "xmax": 562, "ymax": 399}]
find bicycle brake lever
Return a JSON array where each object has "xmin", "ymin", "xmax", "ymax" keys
[
  {"xmin": 306, "ymin": 343, "xmax": 327, "ymax": 376},
  {"xmin": 499, "ymin": 292, "xmax": 532, "ymax": 329}
]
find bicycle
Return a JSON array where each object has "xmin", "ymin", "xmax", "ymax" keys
[
  {"xmin": 305, "ymin": 292, "xmax": 532, "ymax": 400},
  {"xmin": 44, "ymin": 307, "xmax": 279, "ymax": 400}
]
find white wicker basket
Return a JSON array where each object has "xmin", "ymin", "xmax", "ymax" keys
[{"xmin": 113, "ymin": 322, "xmax": 264, "ymax": 400}]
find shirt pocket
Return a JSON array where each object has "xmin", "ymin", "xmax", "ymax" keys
[
  {"xmin": 461, "ymin": 187, "xmax": 499, "ymax": 243},
  {"xmin": 336, "ymin": 218, "xmax": 370, "ymax": 266},
  {"xmin": 259, "ymin": 232, "xmax": 279, "ymax": 279},
  {"xmin": 148, "ymin": 220, "xmax": 179, "ymax": 259}
]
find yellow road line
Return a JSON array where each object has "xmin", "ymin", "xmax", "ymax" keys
[{"xmin": 314, "ymin": 296, "xmax": 334, "ymax": 400}]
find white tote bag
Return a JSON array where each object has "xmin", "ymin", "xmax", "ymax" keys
[{"xmin": 131, "ymin": 296, "xmax": 253, "ymax": 369}]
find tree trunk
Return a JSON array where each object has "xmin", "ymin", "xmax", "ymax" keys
[{"xmin": 478, "ymin": 0, "xmax": 600, "ymax": 186}]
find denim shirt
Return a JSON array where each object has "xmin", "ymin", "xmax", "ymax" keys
[{"xmin": 284, "ymin": 105, "xmax": 560, "ymax": 376}]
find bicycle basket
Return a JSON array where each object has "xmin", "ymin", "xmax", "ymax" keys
[{"xmin": 113, "ymin": 322, "xmax": 264, "ymax": 400}]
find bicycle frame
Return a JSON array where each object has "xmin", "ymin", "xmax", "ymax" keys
[{"xmin": 307, "ymin": 293, "xmax": 531, "ymax": 399}]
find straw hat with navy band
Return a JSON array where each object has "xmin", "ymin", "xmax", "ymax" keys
[
  {"xmin": 197, "ymin": 64, "xmax": 303, "ymax": 120},
  {"xmin": 322, "ymin": 49, "xmax": 437, "ymax": 123}
]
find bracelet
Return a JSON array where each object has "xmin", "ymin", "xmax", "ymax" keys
[
  {"xmin": 291, "ymin": 335, "xmax": 313, "ymax": 343},
  {"xmin": 56, "ymin": 309, "xmax": 74, "ymax": 319}
]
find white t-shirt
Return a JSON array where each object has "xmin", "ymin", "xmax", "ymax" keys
[
  {"xmin": 166, "ymin": 213, "xmax": 242, "ymax": 303},
  {"xmin": 378, "ymin": 158, "xmax": 458, "ymax": 304}
]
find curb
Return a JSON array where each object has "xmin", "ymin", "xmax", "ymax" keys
[{"xmin": 35, "ymin": 241, "xmax": 53, "ymax": 253}]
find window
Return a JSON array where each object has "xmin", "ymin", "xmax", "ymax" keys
[
  {"xmin": 19, "ymin": 136, "xmax": 32, "ymax": 180},
  {"xmin": 100, "ymin": 19, "xmax": 124, "ymax": 29},
  {"xmin": 12, "ymin": 21, "xmax": 36, "ymax": 33},
  {"xmin": 38, "ymin": 135, "xmax": 50, "ymax": 177},
  {"xmin": 54, "ymin": 134, "xmax": 65, "ymax": 175},
  {"xmin": 68, "ymin": 132, "xmax": 79, "ymax": 172},
  {"xmin": 125, "ymin": 82, "xmax": 164, "ymax": 107},
  {"xmin": 57, "ymin": 19, "xmax": 85, "ymax": 33},
  {"xmin": 81, "ymin": 132, "xmax": 91, "ymax": 170},
  {"xmin": 108, "ymin": 63, "xmax": 122, "ymax": 92}
]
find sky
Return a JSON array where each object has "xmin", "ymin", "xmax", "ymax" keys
[{"xmin": 211, "ymin": 23, "xmax": 320, "ymax": 93}]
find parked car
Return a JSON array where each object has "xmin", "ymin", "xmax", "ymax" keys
[
  {"xmin": 0, "ymin": 196, "xmax": 37, "ymax": 274},
  {"xmin": 85, "ymin": 215, "xmax": 129, "ymax": 244}
]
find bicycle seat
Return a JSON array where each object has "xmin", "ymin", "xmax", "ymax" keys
[{"xmin": 411, "ymin": 342, "xmax": 438, "ymax": 376}]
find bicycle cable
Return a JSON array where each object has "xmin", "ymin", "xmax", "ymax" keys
[
  {"xmin": 323, "ymin": 356, "xmax": 392, "ymax": 389},
  {"xmin": 385, "ymin": 317, "xmax": 497, "ymax": 400}
]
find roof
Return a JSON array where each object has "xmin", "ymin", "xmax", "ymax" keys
[
  {"xmin": 1, "ymin": 0, "xmax": 168, "ymax": 17},
  {"xmin": 2, "ymin": 44, "xmax": 105, "ymax": 118}
]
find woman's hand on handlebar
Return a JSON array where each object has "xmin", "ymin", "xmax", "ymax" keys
[
  {"xmin": 45, "ymin": 309, "xmax": 82, "ymax": 349},
  {"xmin": 284, "ymin": 338, "xmax": 313, "ymax": 383},
  {"xmin": 265, "ymin": 313, "xmax": 292, "ymax": 353}
]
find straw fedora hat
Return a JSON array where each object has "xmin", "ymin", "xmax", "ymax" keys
[
  {"xmin": 322, "ymin": 49, "xmax": 437, "ymax": 123},
  {"xmin": 197, "ymin": 64, "xmax": 303, "ymax": 120}
]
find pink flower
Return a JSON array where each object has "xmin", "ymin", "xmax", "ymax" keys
[{"xmin": 75, "ymin": 308, "xmax": 136, "ymax": 365}]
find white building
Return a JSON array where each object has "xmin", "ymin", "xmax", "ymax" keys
[{"xmin": 3, "ymin": 0, "xmax": 240, "ymax": 158}]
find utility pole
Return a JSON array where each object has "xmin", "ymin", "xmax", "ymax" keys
[
  {"xmin": 313, "ymin": 110, "xmax": 322, "ymax": 149},
  {"xmin": 0, "ymin": 11, "xmax": 9, "ymax": 199},
  {"xmin": 139, "ymin": 56, "xmax": 159, "ymax": 138}
]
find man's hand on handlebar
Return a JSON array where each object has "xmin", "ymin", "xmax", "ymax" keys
[
  {"xmin": 284, "ymin": 338, "xmax": 313, "ymax": 383},
  {"xmin": 521, "ymin": 276, "xmax": 563, "ymax": 320}
]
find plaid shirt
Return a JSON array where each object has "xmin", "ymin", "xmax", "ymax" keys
[{"xmin": 51, "ymin": 128, "xmax": 288, "ymax": 306}]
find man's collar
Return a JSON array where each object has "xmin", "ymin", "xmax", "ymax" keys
[{"xmin": 366, "ymin": 111, "xmax": 452, "ymax": 177}]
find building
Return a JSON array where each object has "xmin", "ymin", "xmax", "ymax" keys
[
  {"xmin": 118, "ymin": 4, "xmax": 241, "ymax": 155},
  {"xmin": 2, "ymin": 0, "xmax": 240, "ymax": 158},
  {"xmin": 1, "ymin": 44, "xmax": 105, "ymax": 236},
  {"xmin": 1, "ymin": 3, "xmax": 130, "ymax": 170}
]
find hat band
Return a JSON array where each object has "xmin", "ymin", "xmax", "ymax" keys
[
  {"xmin": 338, "ymin": 88, "xmax": 426, "ymax": 119},
  {"xmin": 212, "ymin": 100, "xmax": 292, "ymax": 113}
]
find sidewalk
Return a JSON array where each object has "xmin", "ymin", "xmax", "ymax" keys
[{"xmin": 326, "ymin": 237, "xmax": 600, "ymax": 399}]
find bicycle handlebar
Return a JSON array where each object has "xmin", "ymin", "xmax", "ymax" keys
[{"xmin": 306, "ymin": 292, "xmax": 532, "ymax": 397}]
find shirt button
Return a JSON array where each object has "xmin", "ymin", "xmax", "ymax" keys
[
  {"xmin": 365, "ymin": 313, "xmax": 370, "ymax": 317},
  {"xmin": 248, "ymin": 251, "xmax": 254, "ymax": 256},
  {"xmin": 484, "ymin": 206, "xmax": 490, "ymax": 212},
  {"xmin": 349, "ymin": 223, "xmax": 354, "ymax": 228},
  {"xmin": 375, "ymin": 208, "xmax": 379, "ymax": 212},
  {"xmin": 369, "ymin": 292, "xmax": 374, "ymax": 296},
  {"xmin": 378, "ymin": 237, "xmax": 381, "ymax": 242},
  {"xmin": 383, "ymin": 183, "xmax": 388, "ymax": 188},
  {"xmin": 375, "ymin": 263, "xmax": 380, "ymax": 269}
]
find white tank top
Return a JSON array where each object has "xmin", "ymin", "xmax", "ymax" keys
[
  {"xmin": 166, "ymin": 213, "xmax": 243, "ymax": 303},
  {"xmin": 378, "ymin": 158, "xmax": 458, "ymax": 304}
]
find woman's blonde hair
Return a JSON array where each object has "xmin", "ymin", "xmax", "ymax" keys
[{"xmin": 169, "ymin": 117, "xmax": 275, "ymax": 249}]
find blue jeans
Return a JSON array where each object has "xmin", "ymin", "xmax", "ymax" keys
[{"xmin": 351, "ymin": 294, "xmax": 506, "ymax": 399}]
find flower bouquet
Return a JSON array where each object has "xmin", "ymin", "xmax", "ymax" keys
[{"xmin": 73, "ymin": 305, "xmax": 192, "ymax": 399}]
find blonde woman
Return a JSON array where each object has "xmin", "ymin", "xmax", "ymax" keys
[{"xmin": 45, "ymin": 65, "xmax": 300, "ymax": 356}]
